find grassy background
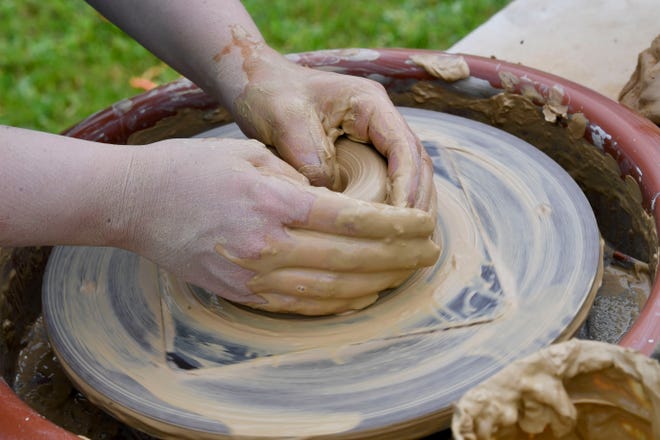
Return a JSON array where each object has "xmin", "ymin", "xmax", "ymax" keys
[{"xmin": 0, "ymin": 0, "xmax": 509, "ymax": 133}]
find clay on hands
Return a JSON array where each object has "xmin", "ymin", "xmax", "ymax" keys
[
  {"xmin": 122, "ymin": 138, "xmax": 439, "ymax": 316},
  {"xmin": 452, "ymin": 339, "xmax": 660, "ymax": 440},
  {"xmin": 224, "ymin": 39, "xmax": 434, "ymax": 210},
  {"xmin": 620, "ymin": 34, "xmax": 660, "ymax": 124},
  {"xmin": 85, "ymin": 2, "xmax": 434, "ymax": 207}
]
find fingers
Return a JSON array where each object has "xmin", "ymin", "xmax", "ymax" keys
[
  {"xmin": 245, "ymin": 292, "xmax": 380, "ymax": 316},
  {"xmin": 240, "ymin": 139, "xmax": 310, "ymax": 185},
  {"xmin": 211, "ymin": 185, "xmax": 439, "ymax": 315},
  {"xmin": 248, "ymin": 268, "xmax": 413, "ymax": 299},
  {"xmin": 271, "ymin": 104, "xmax": 342, "ymax": 190},
  {"xmin": 339, "ymin": 81, "xmax": 424, "ymax": 208},
  {"xmin": 369, "ymin": 110, "xmax": 423, "ymax": 208},
  {"xmin": 414, "ymin": 149, "xmax": 436, "ymax": 212},
  {"xmin": 298, "ymin": 188, "xmax": 437, "ymax": 239},
  {"xmin": 218, "ymin": 228, "xmax": 439, "ymax": 274},
  {"xmin": 272, "ymin": 228, "xmax": 438, "ymax": 272}
]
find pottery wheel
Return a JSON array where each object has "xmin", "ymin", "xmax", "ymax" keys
[{"xmin": 43, "ymin": 108, "xmax": 602, "ymax": 439}]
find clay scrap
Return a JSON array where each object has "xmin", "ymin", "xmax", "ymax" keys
[
  {"xmin": 452, "ymin": 339, "xmax": 660, "ymax": 440},
  {"xmin": 410, "ymin": 53, "xmax": 470, "ymax": 82},
  {"xmin": 620, "ymin": 34, "xmax": 660, "ymax": 125}
]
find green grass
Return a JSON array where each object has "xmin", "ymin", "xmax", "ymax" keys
[{"xmin": 0, "ymin": 0, "xmax": 509, "ymax": 133}]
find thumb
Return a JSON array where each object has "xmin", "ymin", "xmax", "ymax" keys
[{"xmin": 272, "ymin": 113, "xmax": 341, "ymax": 190}]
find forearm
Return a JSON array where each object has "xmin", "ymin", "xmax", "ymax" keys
[
  {"xmin": 85, "ymin": 0, "xmax": 269, "ymax": 110},
  {"xmin": 0, "ymin": 126, "xmax": 132, "ymax": 248}
]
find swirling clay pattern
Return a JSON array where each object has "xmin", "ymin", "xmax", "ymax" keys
[{"xmin": 43, "ymin": 109, "xmax": 602, "ymax": 439}]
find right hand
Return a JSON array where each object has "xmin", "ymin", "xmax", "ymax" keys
[
  {"xmin": 228, "ymin": 46, "xmax": 436, "ymax": 210},
  {"xmin": 118, "ymin": 138, "xmax": 439, "ymax": 315}
]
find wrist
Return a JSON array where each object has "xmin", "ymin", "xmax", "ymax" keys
[
  {"xmin": 0, "ymin": 127, "xmax": 139, "ymax": 249},
  {"xmin": 47, "ymin": 143, "xmax": 140, "ymax": 250},
  {"xmin": 96, "ymin": 144, "xmax": 169, "ymax": 254},
  {"xmin": 211, "ymin": 33, "xmax": 286, "ymax": 114}
]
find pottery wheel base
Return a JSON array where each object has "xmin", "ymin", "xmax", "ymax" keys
[{"xmin": 43, "ymin": 109, "xmax": 602, "ymax": 439}]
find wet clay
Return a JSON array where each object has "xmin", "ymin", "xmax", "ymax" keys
[
  {"xmin": 620, "ymin": 34, "xmax": 660, "ymax": 125},
  {"xmin": 201, "ymin": 127, "xmax": 424, "ymax": 316},
  {"xmin": 42, "ymin": 109, "xmax": 602, "ymax": 439},
  {"xmin": 409, "ymin": 54, "xmax": 470, "ymax": 82},
  {"xmin": 452, "ymin": 339, "xmax": 660, "ymax": 440}
]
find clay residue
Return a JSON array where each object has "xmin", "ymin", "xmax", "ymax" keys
[
  {"xmin": 542, "ymin": 84, "xmax": 568, "ymax": 123},
  {"xmin": 620, "ymin": 34, "xmax": 660, "ymax": 124},
  {"xmin": 566, "ymin": 112, "xmax": 588, "ymax": 140},
  {"xmin": 498, "ymin": 71, "xmax": 520, "ymax": 92},
  {"xmin": 452, "ymin": 339, "xmax": 660, "ymax": 439},
  {"xmin": 212, "ymin": 24, "xmax": 264, "ymax": 64},
  {"xmin": 410, "ymin": 53, "xmax": 470, "ymax": 82},
  {"xmin": 334, "ymin": 137, "xmax": 389, "ymax": 203}
]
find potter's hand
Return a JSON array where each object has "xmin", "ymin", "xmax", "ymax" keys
[
  {"xmin": 1, "ymin": 127, "xmax": 438, "ymax": 315},
  {"xmin": 121, "ymin": 138, "xmax": 439, "ymax": 315},
  {"xmin": 84, "ymin": 0, "xmax": 434, "ymax": 209},
  {"xmin": 230, "ymin": 46, "xmax": 435, "ymax": 210}
]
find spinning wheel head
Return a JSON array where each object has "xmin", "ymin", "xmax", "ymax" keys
[{"xmin": 43, "ymin": 108, "xmax": 602, "ymax": 439}]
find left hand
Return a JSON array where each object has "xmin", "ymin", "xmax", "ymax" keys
[
  {"xmin": 112, "ymin": 138, "xmax": 439, "ymax": 315},
  {"xmin": 231, "ymin": 46, "xmax": 435, "ymax": 210}
]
